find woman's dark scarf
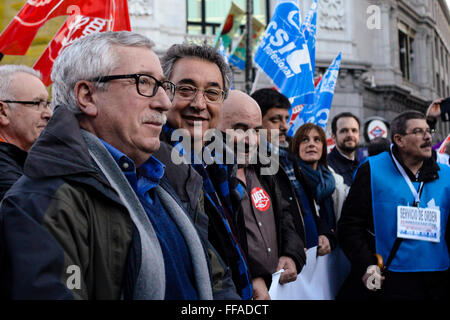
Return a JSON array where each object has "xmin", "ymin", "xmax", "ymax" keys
[{"xmin": 296, "ymin": 159, "xmax": 337, "ymax": 232}]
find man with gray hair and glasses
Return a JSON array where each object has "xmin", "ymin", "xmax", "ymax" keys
[
  {"xmin": 0, "ymin": 65, "xmax": 52, "ymax": 201},
  {"xmin": 0, "ymin": 31, "xmax": 215, "ymax": 300}
]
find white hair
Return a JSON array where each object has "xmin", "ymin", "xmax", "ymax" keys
[
  {"xmin": 51, "ymin": 31, "xmax": 155, "ymax": 114},
  {"xmin": 0, "ymin": 65, "xmax": 42, "ymax": 101}
]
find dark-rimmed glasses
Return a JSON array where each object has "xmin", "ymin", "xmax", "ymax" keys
[
  {"xmin": 1, "ymin": 100, "xmax": 51, "ymax": 111},
  {"xmin": 91, "ymin": 74, "xmax": 176, "ymax": 101}
]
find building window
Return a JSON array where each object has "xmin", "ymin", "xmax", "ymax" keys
[
  {"xmin": 446, "ymin": 53, "xmax": 449, "ymax": 73},
  {"xmin": 186, "ymin": 0, "xmax": 269, "ymax": 36},
  {"xmin": 435, "ymin": 37, "xmax": 439, "ymax": 56},
  {"xmin": 437, "ymin": 73, "xmax": 441, "ymax": 96},
  {"xmin": 398, "ymin": 29, "xmax": 414, "ymax": 81}
]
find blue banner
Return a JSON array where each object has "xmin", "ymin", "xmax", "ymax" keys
[
  {"xmin": 301, "ymin": 0, "xmax": 318, "ymax": 72},
  {"xmin": 254, "ymin": 0, "xmax": 315, "ymax": 103},
  {"xmin": 288, "ymin": 52, "xmax": 342, "ymax": 137},
  {"xmin": 229, "ymin": 53, "xmax": 245, "ymax": 70},
  {"xmin": 217, "ymin": 38, "xmax": 234, "ymax": 89},
  {"xmin": 218, "ymin": 38, "xmax": 229, "ymax": 65}
]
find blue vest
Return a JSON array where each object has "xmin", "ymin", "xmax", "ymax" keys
[{"xmin": 369, "ymin": 152, "xmax": 450, "ymax": 272}]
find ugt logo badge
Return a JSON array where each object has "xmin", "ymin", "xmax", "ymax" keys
[{"xmin": 251, "ymin": 187, "xmax": 271, "ymax": 212}]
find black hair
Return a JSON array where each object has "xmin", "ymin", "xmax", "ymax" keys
[
  {"xmin": 331, "ymin": 112, "xmax": 361, "ymax": 135},
  {"xmin": 250, "ymin": 88, "xmax": 291, "ymax": 117}
]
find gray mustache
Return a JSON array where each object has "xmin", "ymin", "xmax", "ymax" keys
[{"xmin": 142, "ymin": 113, "xmax": 167, "ymax": 125}]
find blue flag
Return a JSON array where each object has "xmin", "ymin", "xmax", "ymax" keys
[
  {"xmin": 288, "ymin": 52, "xmax": 342, "ymax": 137},
  {"xmin": 254, "ymin": 0, "xmax": 315, "ymax": 103},
  {"xmin": 218, "ymin": 38, "xmax": 229, "ymax": 65},
  {"xmin": 217, "ymin": 38, "xmax": 233, "ymax": 89},
  {"xmin": 301, "ymin": 0, "xmax": 318, "ymax": 72}
]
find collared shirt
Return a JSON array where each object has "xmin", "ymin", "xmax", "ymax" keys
[
  {"xmin": 391, "ymin": 145, "xmax": 439, "ymax": 183},
  {"xmin": 100, "ymin": 139, "xmax": 198, "ymax": 300},
  {"xmin": 238, "ymin": 166, "xmax": 278, "ymax": 277}
]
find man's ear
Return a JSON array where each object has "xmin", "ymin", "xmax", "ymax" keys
[
  {"xmin": 0, "ymin": 101, "xmax": 11, "ymax": 126},
  {"xmin": 74, "ymin": 80, "xmax": 99, "ymax": 117},
  {"xmin": 393, "ymin": 134, "xmax": 404, "ymax": 148}
]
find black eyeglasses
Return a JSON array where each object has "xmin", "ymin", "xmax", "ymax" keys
[
  {"xmin": 91, "ymin": 74, "xmax": 176, "ymax": 101},
  {"xmin": 1, "ymin": 100, "xmax": 51, "ymax": 111}
]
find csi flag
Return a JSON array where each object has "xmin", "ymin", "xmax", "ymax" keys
[
  {"xmin": 217, "ymin": 38, "xmax": 233, "ymax": 89},
  {"xmin": 228, "ymin": 16, "xmax": 265, "ymax": 70},
  {"xmin": 301, "ymin": 0, "xmax": 318, "ymax": 72},
  {"xmin": 217, "ymin": 38, "xmax": 229, "ymax": 64},
  {"xmin": 288, "ymin": 75, "xmax": 322, "ymax": 127},
  {"xmin": 213, "ymin": 1, "xmax": 245, "ymax": 49},
  {"xmin": 254, "ymin": 0, "xmax": 315, "ymax": 103},
  {"xmin": 288, "ymin": 53, "xmax": 342, "ymax": 137}
]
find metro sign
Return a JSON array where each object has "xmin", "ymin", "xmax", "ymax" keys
[{"xmin": 369, "ymin": 126, "xmax": 386, "ymax": 138}]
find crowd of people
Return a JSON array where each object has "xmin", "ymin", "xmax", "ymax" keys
[{"xmin": 0, "ymin": 31, "xmax": 449, "ymax": 300}]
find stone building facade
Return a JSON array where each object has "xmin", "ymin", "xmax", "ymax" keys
[{"xmin": 127, "ymin": 0, "xmax": 450, "ymax": 141}]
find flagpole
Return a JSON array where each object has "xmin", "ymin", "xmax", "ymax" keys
[
  {"xmin": 251, "ymin": 68, "xmax": 261, "ymax": 94},
  {"xmin": 245, "ymin": 0, "xmax": 253, "ymax": 94}
]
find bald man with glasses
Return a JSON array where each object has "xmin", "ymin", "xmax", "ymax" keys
[{"xmin": 0, "ymin": 65, "xmax": 52, "ymax": 201}]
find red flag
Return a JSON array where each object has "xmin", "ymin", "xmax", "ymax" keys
[
  {"xmin": 0, "ymin": 0, "xmax": 121, "ymax": 55},
  {"xmin": 438, "ymin": 134, "xmax": 450, "ymax": 154},
  {"xmin": 33, "ymin": 0, "xmax": 130, "ymax": 85}
]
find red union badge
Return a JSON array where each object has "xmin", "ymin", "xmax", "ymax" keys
[{"xmin": 251, "ymin": 187, "xmax": 271, "ymax": 212}]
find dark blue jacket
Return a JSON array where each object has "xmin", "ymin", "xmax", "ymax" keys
[{"xmin": 0, "ymin": 142, "xmax": 27, "ymax": 201}]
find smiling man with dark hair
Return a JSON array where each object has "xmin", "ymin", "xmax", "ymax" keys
[{"xmin": 160, "ymin": 43, "xmax": 252, "ymax": 299}]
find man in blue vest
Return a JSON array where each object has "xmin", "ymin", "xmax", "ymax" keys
[{"xmin": 338, "ymin": 110, "xmax": 450, "ymax": 300}]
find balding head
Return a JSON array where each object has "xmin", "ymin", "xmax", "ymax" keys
[
  {"xmin": 218, "ymin": 90, "xmax": 262, "ymax": 132},
  {"xmin": 218, "ymin": 90, "xmax": 262, "ymax": 165}
]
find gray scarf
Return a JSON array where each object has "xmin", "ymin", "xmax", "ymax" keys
[{"xmin": 81, "ymin": 130, "xmax": 212, "ymax": 300}]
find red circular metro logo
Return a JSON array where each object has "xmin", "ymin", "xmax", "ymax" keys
[{"xmin": 250, "ymin": 187, "xmax": 271, "ymax": 212}]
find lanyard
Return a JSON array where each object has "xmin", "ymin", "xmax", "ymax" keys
[{"xmin": 390, "ymin": 145, "xmax": 424, "ymax": 207}]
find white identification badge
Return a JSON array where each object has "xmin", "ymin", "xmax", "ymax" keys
[{"xmin": 397, "ymin": 206, "xmax": 441, "ymax": 242}]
